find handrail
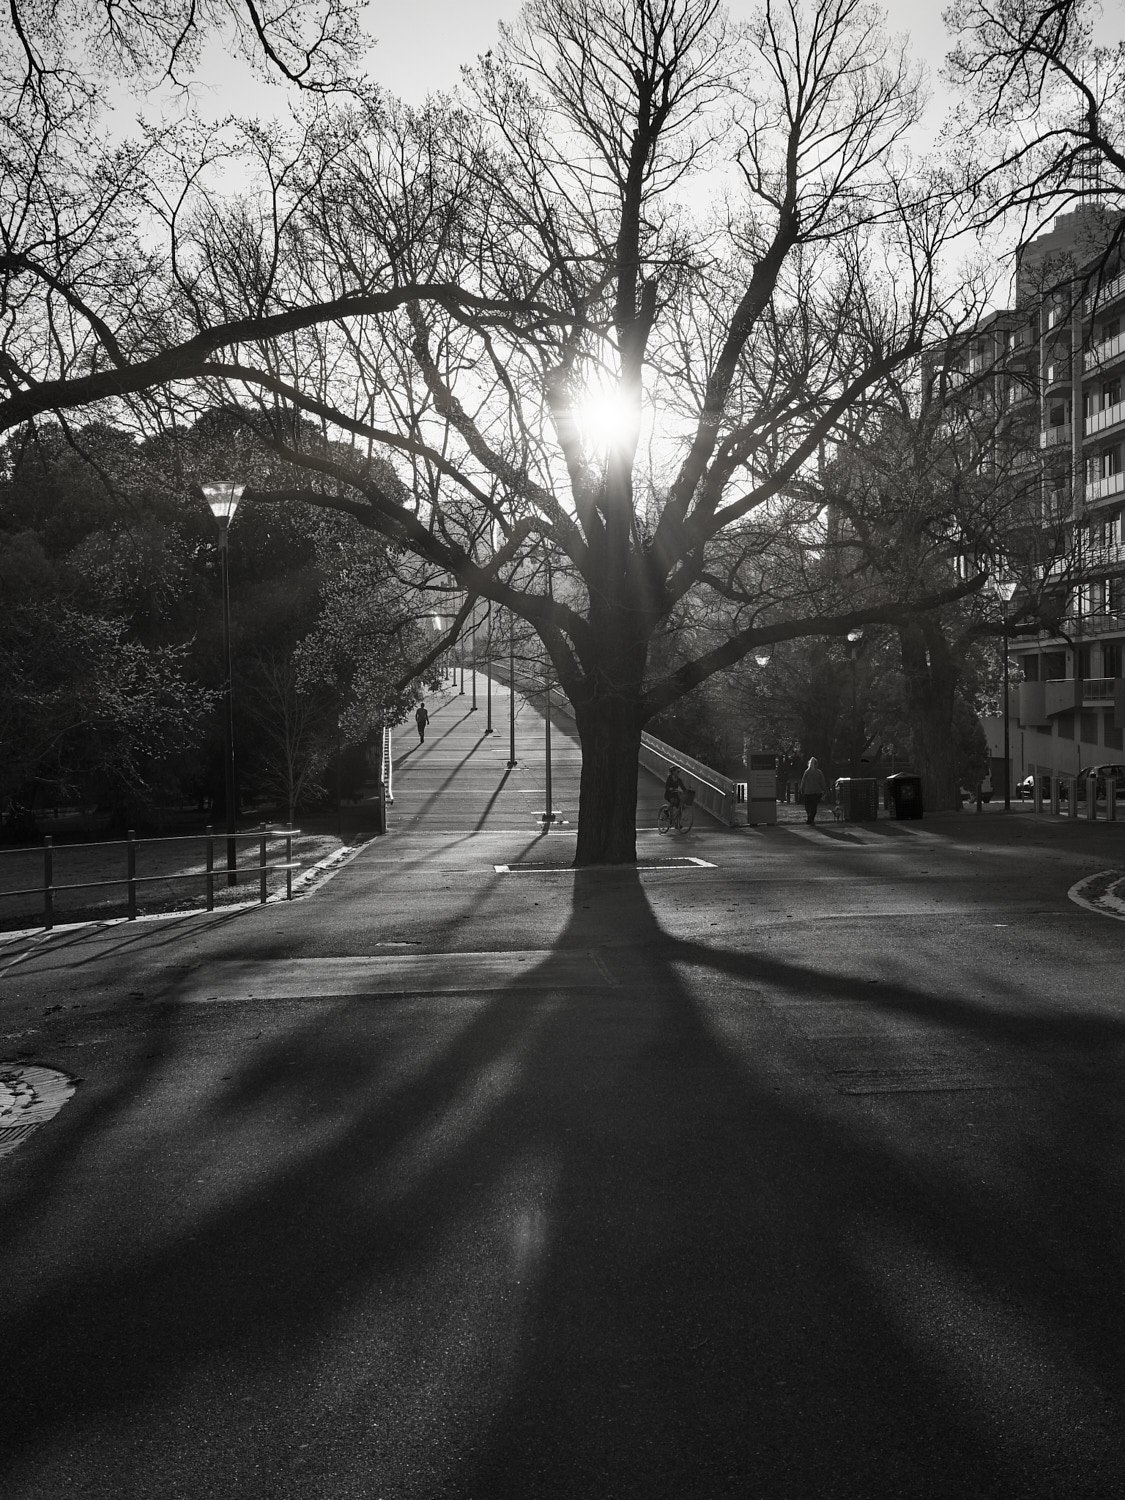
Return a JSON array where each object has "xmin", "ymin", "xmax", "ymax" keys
[
  {"xmin": 488, "ymin": 661, "xmax": 737, "ymax": 826},
  {"xmin": 0, "ymin": 825, "xmax": 303, "ymax": 932},
  {"xmin": 640, "ymin": 731, "xmax": 737, "ymax": 826}
]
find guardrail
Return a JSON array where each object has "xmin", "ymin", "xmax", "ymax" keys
[
  {"xmin": 0, "ymin": 825, "xmax": 302, "ymax": 932},
  {"xmin": 486, "ymin": 661, "xmax": 737, "ymax": 826},
  {"xmin": 639, "ymin": 732, "xmax": 737, "ymax": 826}
]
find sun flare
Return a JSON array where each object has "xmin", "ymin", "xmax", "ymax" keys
[{"xmin": 573, "ymin": 386, "xmax": 640, "ymax": 455}]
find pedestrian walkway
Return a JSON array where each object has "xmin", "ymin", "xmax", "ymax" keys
[{"xmin": 389, "ymin": 670, "xmax": 686, "ymax": 834}]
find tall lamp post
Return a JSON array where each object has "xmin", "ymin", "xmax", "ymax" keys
[
  {"xmin": 202, "ymin": 481, "xmax": 245, "ymax": 885},
  {"xmin": 485, "ymin": 599, "xmax": 494, "ymax": 733},
  {"xmin": 995, "ymin": 576, "xmax": 1018, "ymax": 811},
  {"xmin": 846, "ymin": 629, "xmax": 863, "ymax": 777},
  {"xmin": 507, "ymin": 609, "xmax": 517, "ymax": 767}
]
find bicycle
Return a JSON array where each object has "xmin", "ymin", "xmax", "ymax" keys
[{"xmin": 657, "ymin": 787, "xmax": 695, "ymax": 833}]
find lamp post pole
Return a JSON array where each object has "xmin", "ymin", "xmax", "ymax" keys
[
  {"xmin": 508, "ymin": 610, "xmax": 517, "ymax": 767},
  {"xmin": 846, "ymin": 629, "xmax": 863, "ymax": 778},
  {"xmin": 202, "ymin": 482, "xmax": 245, "ymax": 886},
  {"xmin": 471, "ymin": 603, "xmax": 478, "ymax": 710},
  {"xmin": 996, "ymin": 577, "xmax": 1017, "ymax": 811},
  {"xmin": 485, "ymin": 600, "xmax": 493, "ymax": 733}
]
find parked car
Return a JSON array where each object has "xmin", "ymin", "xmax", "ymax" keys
[
  {"xmin": 1018, "ymin": 772, "xmax": 1053, "ymax": 800},
  {"xmin": 960, "ymin": 773, "xmax": 993, "ymax": 804},
  {"xmin": 1074, "ymin": 764, "xmax": 1125, "ymax": 800}
]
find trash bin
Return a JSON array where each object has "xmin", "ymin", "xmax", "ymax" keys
[
  {"xmin": 834, "ymin": 777, "xmax": 879, "ymax": 821},
  {"xmin": 886, "ymin": 772, "xmax": 924, "ymax": 820}
]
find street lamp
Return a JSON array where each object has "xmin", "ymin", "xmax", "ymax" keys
[
  {"xmin": 202, "ymin": 481, "xmax": 245, "ymax": 885},
  {"xmin": 995, "ymin": 576, "xmax": 1018, "ymax": 811},
  {"xmin": 846, "ymin": 629, "xmax": 863, "ymax": 777}
]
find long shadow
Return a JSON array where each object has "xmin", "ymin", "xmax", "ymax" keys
[{"xmin": 2, "ymin": 875, "xmax": 1124, "ymax": 1496}]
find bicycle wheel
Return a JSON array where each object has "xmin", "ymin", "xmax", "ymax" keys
[
  {"xmin": 679, "ymin": 803, "xmax": 694, "ymax": 831},
  {"xmin": 657, "ymin": 804, "xmax": 672, "ymax": 834}
]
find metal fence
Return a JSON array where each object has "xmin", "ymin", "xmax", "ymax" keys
[{"xmin": 0, "ymin": 825, "xmax": 303, "ymax": 932}]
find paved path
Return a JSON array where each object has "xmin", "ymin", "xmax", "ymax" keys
[
  {"xmin": 389, "ymin": 670, "xmax": 694, "ymax": 835},
  {"xmin": 2, "ymin": 707, "xmax": 1125, "ymax": 1499}
]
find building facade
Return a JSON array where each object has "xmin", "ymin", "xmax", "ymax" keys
[{"xmin": 952, "ymin": 209, "xmax": 1125, "ymax": 788}]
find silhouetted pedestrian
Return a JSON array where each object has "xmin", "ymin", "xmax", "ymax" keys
[
  {"xmin": 799, "ymin": 756, "xmax": 827, "ymax": 825},
  {"xmin": 416, "ymin": 704, "xmax": 429, "ymax": 744}
]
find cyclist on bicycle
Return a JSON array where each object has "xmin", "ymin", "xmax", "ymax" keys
[{"xmin": 664, "ymin": 765, "xmax": 688, "ymax": 822}]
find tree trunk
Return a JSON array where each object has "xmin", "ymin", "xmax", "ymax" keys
[
  {"xmin": 898, "ymin": 621, "xmax": 960, "ymax": 811},
  {"xmin": 573, "ymin": 697, "xmax": 644, "ymax": 865}
]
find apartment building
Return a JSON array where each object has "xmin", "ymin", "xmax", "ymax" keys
[{"xmin": 951, "ymin": 208, "xmax": 1125, "ymax": 788}]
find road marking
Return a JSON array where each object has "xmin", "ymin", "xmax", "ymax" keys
[
  {"xmin": 495, "ymin": 857, "xmax": 715, "ymax": 873},
  {"xmin": 178, "ymin": 951, "xmax": 617, "ymax": 1002},
  {"xmin": 1068, "ymin": 869, "xmax": 1125, "ymax": 922}
]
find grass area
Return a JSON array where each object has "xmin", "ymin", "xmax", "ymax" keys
[{"xmin": 0, "ymin": 800, "xmax": 382, "ymax": 933}]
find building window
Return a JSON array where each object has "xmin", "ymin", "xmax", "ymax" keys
[
  {"xmin": 1104, "ymin": 642, "xmax": 1121, "ymax": 677},
  {"xmin": 1081, "ymin": 709, "xmax": 1098, "ymax": 742},
  {"xmin": 1106, "ymin": 719, "xmax": 1124, "ymax": 751},
  {"xmin": 1057, "ymin": 710, "xmax": 1075, "ymax": 738},
  {"xmin": 1079, "ymin": 645, "xmax": 1095, "ymax": 678}
]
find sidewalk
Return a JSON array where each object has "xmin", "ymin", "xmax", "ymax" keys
[{"xmin": 392, "ymin": 670, "xmax": 684, "ymax": 833}]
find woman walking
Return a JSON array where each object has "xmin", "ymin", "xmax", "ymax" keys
[{"xmin": 799, "ymin": 756, "xmax": 827, "ymax": 825}]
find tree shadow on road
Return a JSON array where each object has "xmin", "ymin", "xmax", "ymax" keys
[{"xmin": 2, "ymin": 870, "xmax": 1123, "ymax": 1498}]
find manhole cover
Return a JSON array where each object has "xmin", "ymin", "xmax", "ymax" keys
[{"xmin": 0, "ymin": 1064, "xmax": 77, "ymax": 1161}]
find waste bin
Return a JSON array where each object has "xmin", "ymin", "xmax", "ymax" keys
[
  {"xmin": 886, "ymin": 772, "xmax": 923, "ymax": 820},
  {"xmin": 834, "ymin": 777, "xmax": 879, "ymax": 821}
]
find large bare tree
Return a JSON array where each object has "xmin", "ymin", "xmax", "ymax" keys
[{"xmin": 4, "ymin": 0, "xmax": 991, "ymax": 863}]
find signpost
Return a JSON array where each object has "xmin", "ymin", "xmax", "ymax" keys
[{"xmin": 747, "ymin": 753, "xmax": 778, "ymax": 825}]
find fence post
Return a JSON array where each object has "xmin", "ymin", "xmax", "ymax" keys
[
  {"xmin": 259, "ymin": 823, "xmax": 267, "ymax": 905},
  {"xmin": 44, "ymin": 836, "xmax": 54, "ymax": 931},
  {"xmin": 205, "ymin": 826, "xmax": 214, "ymax": 911},
  {"xmin": 127, "ymin": 829, "xmax": 137, "ymax": 919},
  {"xmin": 285, "ymin": 827, "xmax": 293, "ymax": 901}
]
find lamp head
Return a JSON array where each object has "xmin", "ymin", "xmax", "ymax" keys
[
  {"xmin": 202, "ymin": 481, "xmax": 245, "ymax": 527},
  {"xmin": 995, "ymin": 576, "xmax": 1017, "ymax": 603}
]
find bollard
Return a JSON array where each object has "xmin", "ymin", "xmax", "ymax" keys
[
  {"xmin": 1050, "ymin": 776, "xmax": 1060, "ymax": 816},
  {"xmin": 259, "ymin": 823, "xmax": 268, "ymax": 905},
  {"xmin": 44, "ymin": 835, "xmax": 54, "ymax": 931},
  {"xmin": 127, "ymin": 829, "xmax": 137, "ymax": 919},
  {"xmin": 285, "ymin": 827, "xmax": 294, "ymax": 900},
  {"xmin": 205, "ymin": 825, "xmax": 214, "ymax": 911},
  {"xmin": 1109, "ymin": 782, "xmax": 1118, "ymax": 823},
  {"xmin": 1087, "ymin": 774, "xmax": 1099, "ymax": 822}
]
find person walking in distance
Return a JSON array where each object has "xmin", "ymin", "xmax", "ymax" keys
[
  {"xmin": 415, "ymin": 704, "xmax": 430, "ymax": 744},
  {"xmin": 799, "ymin": 756, "xmax": 827, "ymax": 825}
]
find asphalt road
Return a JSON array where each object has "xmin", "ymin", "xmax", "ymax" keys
[{"xmin": 2, "ymin": 681, "xmax": 1124, "ymax": 1499}]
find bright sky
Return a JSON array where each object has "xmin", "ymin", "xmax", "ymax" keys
[
  {"xmin": 368, "ymin": 1, "xmax": 955, "ymax": 105},
  {"xmin": 176, "ymin": 1, "xmax": 959, "ymax": 140}
]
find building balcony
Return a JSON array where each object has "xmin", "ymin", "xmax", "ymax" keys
[
  {"xmin": 1085, "ymin": 472, "xmax": 1125, "ymax": 504},
  {"xmin": 1017, "ymin": 681, "xmax": 1049, "ymax": 727},
  {"xmin": 1084, "ymin": 400, "xmax": 1125, "ymax": 441},
  {"xmin": 1044, "ymin": 678, "xmax": 1079, "ymax": 715},
  {"xmin": 1085, "ymin": 331, "xmax": 1125, "ymax": 372},
  {"xmin": 1045, "ymin": 361, "xmax": 1073, "ymax": 391},
  {"xmin": 1081, "ymin": 677, "xmax": 1120, "ymax": 702},
  {"xmin": 1062, "ymin": 611, "xmax": 1125, "ymax": 637},
  {"xmin": 1086, "ymin": 269, "xmax": 1125, "ymax": 315},
  {"xmin": 1085, "ymin": 540, "xmax": 1125, "ymax": 568},
  {"xmin": 1040, "ymin": 423, "xmax": 1073, "ymax": 449}
]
